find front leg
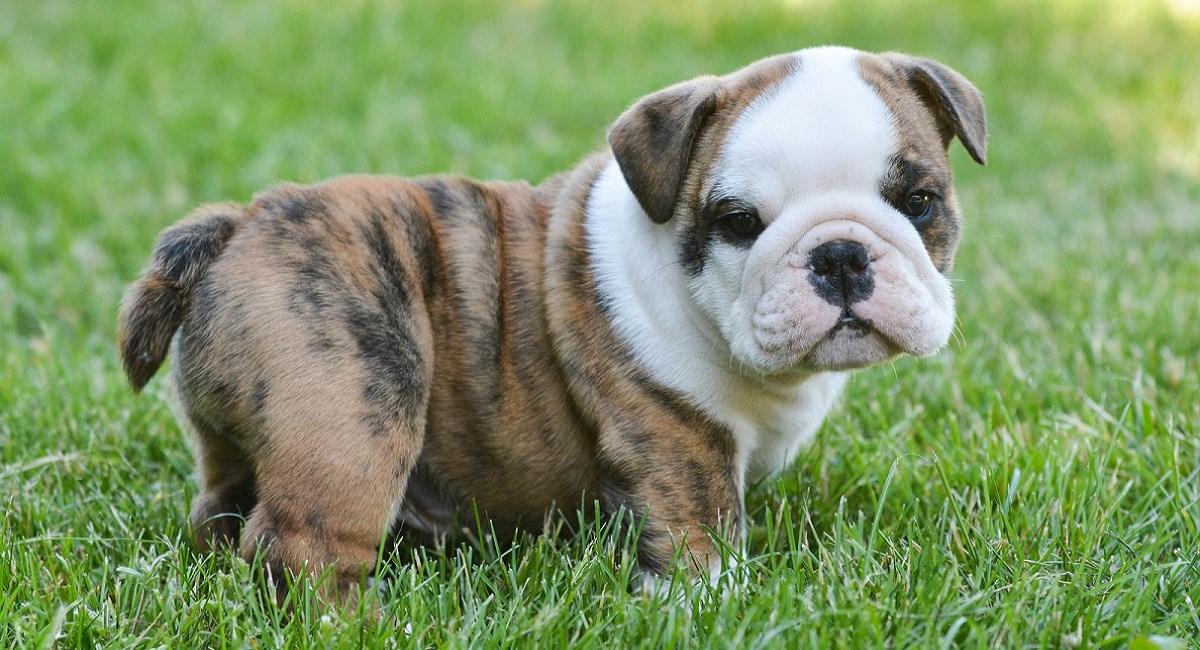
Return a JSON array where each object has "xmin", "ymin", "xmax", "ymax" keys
[{"xmin": 598, "ymin": 415, "xmax": 745, "ymax": 588}]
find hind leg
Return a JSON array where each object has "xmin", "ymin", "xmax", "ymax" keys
[
  {"xmin": 238, "ymin": 353, "xmax": 429, "ymax": 607},
  {"xmin": 187, "ymin": 418, "xmax": 257, "ymax": 552},
  {"xmin": 174, "ymin": 178, "xmax": 437, "ymax": 606},
  {"xmin": 225, "ymin": 259, "xmax": 433, "ymax": 608}
]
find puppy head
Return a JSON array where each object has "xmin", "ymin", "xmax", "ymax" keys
[{"xmin": 608, "ymin": 46, "xmax": 986, "ymax": 376}]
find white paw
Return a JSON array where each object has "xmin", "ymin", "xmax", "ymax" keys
[{"xmin": 637, "ymin": 552, "xmax": 752, "ymax": 608}]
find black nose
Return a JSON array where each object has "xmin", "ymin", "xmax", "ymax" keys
[{"xmin": 808, "ymin": 240, "xmax": 874, "ymax": 307}]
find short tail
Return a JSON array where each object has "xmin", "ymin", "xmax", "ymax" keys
[{"xmin": 117, "ymin": 202, "xmax": 248, "ymax": 391}]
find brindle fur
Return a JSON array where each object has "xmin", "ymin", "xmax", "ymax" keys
[{"xmin": 117, "ymin": 50, "xmax": 985, "ymax": 602}]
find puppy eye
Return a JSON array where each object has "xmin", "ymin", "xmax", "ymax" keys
[
  {"xmin": 897, "ymin": 191, "xmax": 935, "ymax": 226},
  {"xmin": 719, "ymin": 209, "xmax": 764, "ymax": 242}
]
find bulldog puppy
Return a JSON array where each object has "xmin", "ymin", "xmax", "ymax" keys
[{"xmin": 118, "ymin": 46, "xmax": 985, "ymax": 603}]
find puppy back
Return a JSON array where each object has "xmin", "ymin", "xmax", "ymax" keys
[{"xmin": 117, "ymin": 203, "xmax": 248, "ymax": 391}]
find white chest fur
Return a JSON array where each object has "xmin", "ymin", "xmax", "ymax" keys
[
  {"xmin": 586, "ymin": 161, "xmax": 847, "ymax": 483},
  {"xmin": 736, "ymin": 372, "xmax": 846, "ymax": 483}
]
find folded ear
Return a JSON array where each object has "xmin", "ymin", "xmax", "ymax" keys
[
  {"xmin": 883, "ymin": 54, "xmax": 988, "ymax": 165},
  {"xmin": 607, "ymin": 76, "xmax": 721, "ymax": 223}
]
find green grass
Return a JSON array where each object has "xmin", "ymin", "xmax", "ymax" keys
[{"xmin": 2, "ymin": 0, "xmax": 1199, "ymax": 647}]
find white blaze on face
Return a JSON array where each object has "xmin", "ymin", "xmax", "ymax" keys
[
  {"xmin": 695, "ymin": 46, "xmax": 956, "ymax": 374},
  {"xmin": 712, "ymin": 47, "xmax": 896, "ymax": 214}
]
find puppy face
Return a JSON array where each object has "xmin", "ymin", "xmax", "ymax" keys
[{"xmin": 609, "ymin": 47, "xmax": 987, "ymax": 376}]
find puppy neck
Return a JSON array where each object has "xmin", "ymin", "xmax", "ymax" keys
[{"xmin": 588, "ymin": 159, "xmax": 727, "ymax": 384}]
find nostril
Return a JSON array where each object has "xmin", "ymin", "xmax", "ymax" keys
[
  {"xmin": 810, "ymin": 251, "xmax": 832, "ymax": 276},
  {"xmin": 845, "ymin": 244, "xmax": 869, "ymax": 274}
]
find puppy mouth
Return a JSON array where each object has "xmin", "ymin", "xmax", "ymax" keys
[
  {"xmin": 831, "ymin": 311, "xmax": 873, "ymax": 336},
  {"xmin": 790, "ymin": 309, "xmax": 900, "ymax": 372},
  {"xmin": 751, "ymin": 307, "xmax": 894, "ymax": 375}
]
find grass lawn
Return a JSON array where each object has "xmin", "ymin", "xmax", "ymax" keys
[{"xmin": 2, "ymin": 0, "xmax": 1199, "ymax": 647}]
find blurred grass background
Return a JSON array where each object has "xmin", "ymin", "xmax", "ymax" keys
[{"xmin": 1, "ymin": 0, "xmax": 1198, "ymax": 647}]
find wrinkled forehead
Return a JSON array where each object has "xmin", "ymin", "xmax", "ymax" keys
[{"xmin": 710, "ymin": 47, "xmax": 902, "ymax": 216}]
